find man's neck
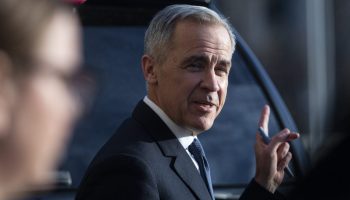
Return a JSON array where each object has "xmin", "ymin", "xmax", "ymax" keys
[{"xmin": 143, "ymin": 96, "xmax": 194, "ymax": 139}]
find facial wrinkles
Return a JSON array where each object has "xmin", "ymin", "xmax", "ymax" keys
[
  {"xmin": 180, "ymin": 36, "xmax": 231, "ymax": 68},
  {"xmin": 178, "ymin": 43, "xmax": 230, "ymax": 114},
  {"xmin": 184, "ymin": 54, "xmax": 227, "ymax": 113},
  {"xmin": 162, "ymin": 22, "xmax": 232, "ymax": 129},
  {"xmin": 183, "ymin": 41, "xmax": 232, "ymax": 59}
]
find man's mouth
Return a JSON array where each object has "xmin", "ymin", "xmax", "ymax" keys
[
  {"xmin": 192, "ymin": 100, "xmax": 218, "ymax": 112},
  {"xmin": 194, "ymin": 101, "xmax": 216, "ymax": 107}
]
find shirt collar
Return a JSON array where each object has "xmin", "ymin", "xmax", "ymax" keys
[{"xmin": 143, "ymin": 96, "xmax": 195, "ymax": 149}]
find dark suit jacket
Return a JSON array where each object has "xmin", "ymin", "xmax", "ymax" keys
[{"xmin": 75, "ymin": 101, "xmax": 280, "ymax": 200}]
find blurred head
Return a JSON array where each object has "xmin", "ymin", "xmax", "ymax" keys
[
  {"xmin": 0, "ymin": 0, "xmax": 82, "ymax": 198},
  {"xmin": 142, "ymin": 4, "xmax": 235, "ymax": 134}
]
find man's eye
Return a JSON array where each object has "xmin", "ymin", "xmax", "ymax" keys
[
  {"xmin": 187, "ymin": 63, "xmax": 203, "ymax": 71},
  {"xmin": 215, "ymin": 66, "xmax": 229, "ymax": 76}
]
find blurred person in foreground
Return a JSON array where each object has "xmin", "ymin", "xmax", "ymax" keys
[
  {"xmin": 287, "ymin": 131, "xmax": 350, "ymax": 200},
  {"xmin": 0, "ymin": 0, "xmax": 86, "ymax": 199},
  {"xmin": 76, "ymin": 4, "xmax": 299, "ymax": 200}
]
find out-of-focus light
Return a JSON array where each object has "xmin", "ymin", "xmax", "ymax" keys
[{"xmin": 63, "ymin": 0, "xmax": 87, "ymax": 5}]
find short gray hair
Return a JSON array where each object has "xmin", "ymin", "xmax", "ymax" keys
[{"xmin": 144, "ymin": 4, "xmax": 236, "ymax": 63}]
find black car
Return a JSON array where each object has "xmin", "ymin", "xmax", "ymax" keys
[{"xmin": 33, "ymin": 1, "xmax": 310, "ymax": 199}]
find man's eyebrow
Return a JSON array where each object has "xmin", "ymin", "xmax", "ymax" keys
[
  {"xmin": 181, "ymin": 54, "xmax": 210, "ymax": 65},
  {"xmin": 180, "ymin": 54, "xmax": 232, "ymax": 68}
]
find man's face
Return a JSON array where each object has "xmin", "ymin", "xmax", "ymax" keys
[{"xmin": 152, "ymin": 20, "xmax": 233, "ymax": 133}]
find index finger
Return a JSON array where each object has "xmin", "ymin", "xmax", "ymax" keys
[
  {"xmin": 258, "ymin": 105, "xmax": 270, "ymax": 134},
  {"xmin": 269, "ymin": 129, "xmax": 300, "ymax": 153}
]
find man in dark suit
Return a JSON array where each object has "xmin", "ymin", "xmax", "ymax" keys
[{"xmin": 76, "ymin": 4, "xmax": 299, "ymax": 200}]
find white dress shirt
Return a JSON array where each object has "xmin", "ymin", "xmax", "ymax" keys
[{"xmin": 143, "ymin": 96, "xmax": 200, "ymax": 171}]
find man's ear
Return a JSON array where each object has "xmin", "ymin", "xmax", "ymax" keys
[
  {"xmin": 141, "ymin": 55, "xmax": 158, "ymax": 84},
  {"xmin": 0, "ymin": 51, "xmax": 15, "ymax": 138}
]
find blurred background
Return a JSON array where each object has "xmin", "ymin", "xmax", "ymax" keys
[{"xmin": 215, "ymin": 0, "xmax": 350, "ymax": 157}]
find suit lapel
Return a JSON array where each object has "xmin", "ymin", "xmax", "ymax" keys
[
  {"xmin": 132, "ymin": 101, "xmax": 212, "ymax": 200},
  {"xmin": 172, "ymin": 147, "xmax": 213, "ymax": 200}
]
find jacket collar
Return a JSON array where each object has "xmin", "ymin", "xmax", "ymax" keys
[{"xmin": 132, "ymin": 101, "xmax": 213, "ymax": 200}]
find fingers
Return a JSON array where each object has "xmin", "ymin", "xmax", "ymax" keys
[
  {"xmin": 277, "ymin": 152, "xmax": 292, "ymax": 171},
  {"xmin": 269, "ymin": 128, "xmax": 299, "ymax": 152},
  {"xmin": 272, "ymin": 129, "xmax": 298, "ymax": 172},
  {"xmin": 286, "ymin": 131, "xmax": 300, "ymax": 141},
  {"xmin": 277, "ymin": 142, "xmax": 289, "ymax": 158},
  {"xmin": 265, "ymin": 129, "xmax": 299, "ymax": 173},
  {"xmin": 258, "ymin": 105, "xmax": 270, "ymax": 133}
]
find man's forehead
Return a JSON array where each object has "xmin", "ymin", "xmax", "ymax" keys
[
  {"xmin": 171, "ymin": 21, "xmax": 233, "ymax": 53},
  {"xmin": 172, "ymin": 20, "xmax": 233, "ymax": 49}
]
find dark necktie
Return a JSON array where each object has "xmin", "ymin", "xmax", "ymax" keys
[{"xmin": 188, "ymin": 138, "xmax": 214, "ymax": 199}]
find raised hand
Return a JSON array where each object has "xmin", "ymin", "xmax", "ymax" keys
[{"xmin": 254, "ymin": 105, "xmax": 299, "ymax": 193}]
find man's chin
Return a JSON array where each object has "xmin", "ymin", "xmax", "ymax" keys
[{"xmin": 187, "ymin": 121, "xmax": 214, "ymax": 135}]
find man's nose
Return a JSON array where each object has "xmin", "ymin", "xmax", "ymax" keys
[{"xmin": 200, "ymin": 70, "xmax": 220, "ymax": 92}]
